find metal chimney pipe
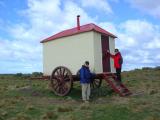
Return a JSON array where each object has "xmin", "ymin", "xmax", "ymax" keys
[{"xmin": 77, "ymin": 15, "xmax": 80, "ymax": 30}]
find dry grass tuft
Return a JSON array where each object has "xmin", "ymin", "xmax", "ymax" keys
[
  {"xmin": 146, "ymin": 116, "xmax": 160, "ymax": 120},
  {"xmin": 79, "ymin": 103, "xmax": 90, "ymax": 110},
  {"xmin": 0, "ymin": 100, "xmax": 6, "ymax": 108},
  {"xmin": 58, "ymin": 114, "xmax": 76, "ymax": 120},
  {"xmin": 16, "ymin": 96, "xmax": 25, "ymax": 101},
  {"xmin": 1, "ymin": 111, "xmax": 8, "ymax": 117},
  {"xmin": 41, "ymin": 111, "xmax": 58, "ymax": 120},
  {"xmin": 57, "ymin": 106, "xmax": 73, "ymax": 112},
  {"xmin": 25, "ymin": 104, "xmax": 35, "ymax": 110},
  {"xmin": 10, "ymin": 113, "xmax": 30, "ymax": 120},
  {"xmin": 10, "ymin": 99, "xmax": 18, "ymax": 105},
  {"xmin": 148, "ymin": 89, "xmax": 158, "ymax": 95}
]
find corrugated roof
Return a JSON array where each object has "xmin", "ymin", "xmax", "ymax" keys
[{"xmin": 41, "ymin": 23, "xmax": 117, "ymax": 43}]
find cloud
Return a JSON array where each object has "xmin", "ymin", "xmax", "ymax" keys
[
  {"xmin": 0, "ymin": 0, "xmax": 96, "ymax": 73},
  {"xmin": 0, "ymin": 37, "xmax": 42, "ymax": 73},
  {"xmin": 80, "ymin": 0, "xmax": 113, "ymax": 14},
  {"xmin": 145, "ymin": 38, "xmax": 160, "ymax": 49},
  {"xmin": 62, "ymin": 1, "xmax": 96, "ymax": 27},
  {"xmin": 0, "ymin": 0, "xmax": 160, "ymax": 73},
  {"xmin": 109, "ymin": 0, "xmax": 119, "ymax": 3},
  {"xmin": 98, "ymin": 22, "xmax": 117, "ymax": 35},
  {"xmin": 77, "ymin": 19, "xmax": 160, "ymax": 70},
  {"xmin": 127, "ymin": 0, "xmax": 160, "ymax": 19},
  {"xmin": 116, "ymin": 20, "xmax": 160, "ymax": 70}
]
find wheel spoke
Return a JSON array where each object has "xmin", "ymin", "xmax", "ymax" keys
[
  {"xmin": 64, "ymin": 78, "xmax": 70, "ymax": 82},
  {"xmin": 53, "ymin": 76, "xmax": 61, "ymax": 84},
  {"xmin": 59, "ymin": 68, "xmax": 62, "ymax": 75},
  {"xmin": 64, "ymin": 73, "xmax": 68, "ymax": 79},
  {"xmin": 54, "ymin": 83, "xmax": 59, "ymax": 91},
  {"xmin": 56, "ymin": 69, "xmax": 61, "ymax": 77},
  {"xmin": 58, "ymin": 86, "xmax": 61, "ymax": 93},
  {"xmin": 54, "ymin": 75, "xmax": 59, "ymax": 80},
  {"xmin": 62, "ymin": 68, "xmax": 65, "ymax": 76},
  {"xmin": 62, "ymin": 83, "xmax": 69, "ymax": 92},
  {"xmin": 61, "ymin": 86, "xmax": 66, "ymax": 94},
  {"xmin": 95, "ymin": 80, "xmax": 100, "ymax": 85},
  {"xmin": 91, "ymin": 79, "xmax": 102, "ymax": 89},
  {"xmin": 63, "ymin": 85, "xmax": 68, "ymax": 92},
  {"xmin": 60, "ymin": 85, "xmax": 66, "ymax": 94},
  {"xmin": 58, "ymin": 86, "xmax": 62, "ymax": 94}
]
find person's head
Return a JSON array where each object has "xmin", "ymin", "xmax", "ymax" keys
[
  {"xmin": 115, "ymin": 48, "xmax": 119, "ymax": 54},
  {"xmin": 84, "ymin": 61, "xmax": 89, "ymax": 67}
]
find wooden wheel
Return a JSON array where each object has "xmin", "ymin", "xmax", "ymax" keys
[
  {"xmin": 50, "ymin": 66, "xmax": 73, "ymax": 96},
  {"xmin": 90, "ymin": 79, "xmax": 102, "ymax": 89}
]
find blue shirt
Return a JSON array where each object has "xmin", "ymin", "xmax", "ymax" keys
[{"xmin": 79, "ymin": 65, "xmax": 92, "ymax": 84}]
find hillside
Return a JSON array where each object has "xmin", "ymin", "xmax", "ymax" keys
[{"xmin": 0, "ymin": 68, "xmax": 160, "ymax": 120}]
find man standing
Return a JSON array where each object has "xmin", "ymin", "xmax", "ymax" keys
[
  {"xmin": 107, "ymin": 49, "xmax": 123, "ymax": 83},
  {"xmin": 79, "ymin": 61, "xmax": 92, "ymax": 103}
]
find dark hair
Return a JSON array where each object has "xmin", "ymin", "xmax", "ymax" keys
[
  {"xmin": 85, "ymin": 61, "xmax": 89, "ymax": 65},
  {"xmin": 115, "ymin": 49, "xmax": 119, "ymax": 52}
]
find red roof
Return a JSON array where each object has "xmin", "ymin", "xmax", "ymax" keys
[{"xmin": 41, "ymin": 23, "xmax": 117, "ymax": 43}]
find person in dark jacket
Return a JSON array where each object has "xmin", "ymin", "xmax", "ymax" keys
[
  {"xmin": 79, "ymin": 61, "xmax": 92, "ymax": 102},
  {"xmin": 107, "ymin": 49, "xmax": 123, "ymax": 83}
]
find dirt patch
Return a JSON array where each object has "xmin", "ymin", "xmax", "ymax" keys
[
  {"xmin": 18, "ymin": 86, "xmax": 33, "ymax": 93},
  {"xmin": 131, "ymin": 91, "xmax": 145, "ymax": 96},
  {"xmin": 18, "ymin": 86, "xmax": 45, "ymax": 97}
]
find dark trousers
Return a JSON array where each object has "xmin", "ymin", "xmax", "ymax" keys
[{"xmin": 116, "ymin": 68, "xmax": 121, "ymax": 82}]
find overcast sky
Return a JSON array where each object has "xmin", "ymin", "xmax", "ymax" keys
[{"xmin": 0, "ymin": 0, "xmax": 160, "ymax": 73}]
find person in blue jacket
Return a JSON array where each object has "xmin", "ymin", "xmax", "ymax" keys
[{"xmin": 79, "ymin": 61, "xmax": 93, "ymax": 102}]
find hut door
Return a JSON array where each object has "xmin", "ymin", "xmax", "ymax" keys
[{"xmin": 101, "ymin": 35, "xmax": 110, "ymax": 72}]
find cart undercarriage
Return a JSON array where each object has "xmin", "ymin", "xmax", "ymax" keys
[{"xmin": 40, "ymin": 66, "xmax": 132, "ymax": 97}]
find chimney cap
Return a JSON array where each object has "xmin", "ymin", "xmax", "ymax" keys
[{"xmin": 77, "ymin": 15, "xmax": 80, "ymax": 17}]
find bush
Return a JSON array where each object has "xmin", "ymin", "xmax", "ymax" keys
[
  {"xmin": 15, "ymin": 73, "xmax": 23, "ymax": 77},
  {"xmin": 154, "ymin": 66, "xmax": 160, "ymax": 70},
  {"xmin": 134, "ymin": 68, "xmax": 141, "ymax": 71},
  {"xmin": 142, "ymin": 67, "xmax": 153, "ymax": 70},
  {"xmin": 31, "ymin": 72, "xmax": 43, "ymax": 77}
]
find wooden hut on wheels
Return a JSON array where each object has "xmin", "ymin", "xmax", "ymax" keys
[
  {"xmin": 41, "ymin": 15, "xmax": 117, "ymax": 76},
  {"xmin": 40, "ymin": 16, "xmax": 132, "ymax": 97}
]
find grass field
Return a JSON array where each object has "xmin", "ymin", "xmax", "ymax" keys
[{"xmin": 0, "ymin": 68, "xmax": 160, "ymax": 120}]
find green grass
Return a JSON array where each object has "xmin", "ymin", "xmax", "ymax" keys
[{"xmin": 0, "ymin": 69, "xmax": 160, "ymax": 120}]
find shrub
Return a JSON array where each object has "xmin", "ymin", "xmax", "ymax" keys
[
  {"xmin": 154, "ymin": 66, "xmax": 160, "ymax": 70},
  {"xmin": 142, "ymin": 67, "xmax": 153, "ymax": 70},
  {"xmin": 32, "ymin": 72, "xmax": 43, "ymax": 77},
  {"xmin": 15, "ymin": 73, "xmax": 23, "ymax": 77}
]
